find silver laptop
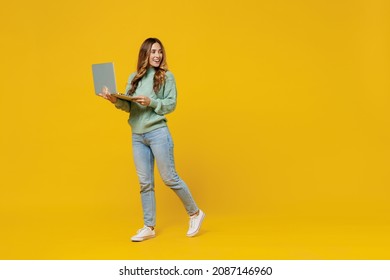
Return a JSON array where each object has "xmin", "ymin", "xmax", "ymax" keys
[{"xmin": 92, "ymin": 62, "xmax": 118, "ymax": 95}]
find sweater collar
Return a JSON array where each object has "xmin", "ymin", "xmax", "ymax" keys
[{"xmin": 146, "ymin": 67, "xmax": 156, "ymax": 76}]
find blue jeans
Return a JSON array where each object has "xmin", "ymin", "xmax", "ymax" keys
[{"xmin": 132, "ymin": 126, "xmax": 199, "ymax": 227}]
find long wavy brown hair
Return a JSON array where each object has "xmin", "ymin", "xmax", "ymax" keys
[{"xmin": 128, "ymin": 38, "xmax": 168, "ymax": 95}]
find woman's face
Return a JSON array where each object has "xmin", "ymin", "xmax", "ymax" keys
[{"xmin": 149, "ymin": 42, "xmax": 163, "ymax": 68}]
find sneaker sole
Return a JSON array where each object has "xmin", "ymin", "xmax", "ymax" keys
[
  {"xmin": 186, "ymin": 212, "xmax": 206, "ymax": 237},
  {"xmin": 131, "ymin": 235, "xmax": 155, "ymax": 242}
]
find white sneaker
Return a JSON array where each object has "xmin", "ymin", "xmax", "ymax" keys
[
  {"xmin": 187, "ymin": 209, "xmax": 205, "ymax": 237},
  {"xmin": 131, "ymin": 226, "xmax": 155, "ymax": 242}
]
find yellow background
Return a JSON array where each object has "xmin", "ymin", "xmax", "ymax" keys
[{"xmin": 0, "ymin": 0, "xmax": 389, "ymax": 259}]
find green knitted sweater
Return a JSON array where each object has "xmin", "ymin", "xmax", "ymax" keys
[{"xmin": 114, "ymin": 67, "xmax": 177, "ymax": 134}]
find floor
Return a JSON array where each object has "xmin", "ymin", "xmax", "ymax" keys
[{"xmin": 2, "ymin": 205, "xmax": 390, "ymax": 260}]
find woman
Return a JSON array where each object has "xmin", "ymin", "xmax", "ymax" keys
[{"xmin": 99, "ymin": 38, "xmax": 205, "ymax": 242}]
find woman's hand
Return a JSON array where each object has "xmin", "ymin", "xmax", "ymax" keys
[
  {"xmin": 99, "ymin": 93, "xmax": 118, "ymax": 103},
  {"xmin": 132, "ymin": 95, "xmax": 151, "ymax": 106},
  {"xmin": 98, "ymin": 86, "xmax": 117, "ymax": 103}
]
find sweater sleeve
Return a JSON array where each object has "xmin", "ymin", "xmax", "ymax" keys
[
  {"xmin": 114, "ymin": 99, "xmax": 131, "ymax": 112},
  {"xmin": 148, "ymin": 72, "xmax": 177, "ymax": 115}
]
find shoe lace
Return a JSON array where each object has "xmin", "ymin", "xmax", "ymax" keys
[
  {"xmin": 137, "ymin": 226, "xmax": 150, "ymax": 234},
  {"xmin": 189, "ymin": 216, "xmax": 197, "ymax": 229}
]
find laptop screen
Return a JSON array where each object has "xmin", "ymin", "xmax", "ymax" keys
[{"xmin": 92, "ymin": 62, "xmax": 117, "ymax": 95}]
